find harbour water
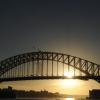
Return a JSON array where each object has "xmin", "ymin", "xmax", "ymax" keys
[
  {"xmin": 15, "ymin": 98, "xmax": 86, "ymax": 100},
  {"xmin": 1, "ymin": 98, "xmax": 99, "ymax": 100}
]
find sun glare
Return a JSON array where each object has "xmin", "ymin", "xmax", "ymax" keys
[
  {"xmin": 64, "ymin": 71, "xmax": 74, "ymax": 78},
  {"xmin": 60, "ymin": 79, "xmax": 78, "ymax": 88}
]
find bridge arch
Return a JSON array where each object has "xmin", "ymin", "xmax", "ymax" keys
[{"xmin": 0, "ymin": 51, "xmax": 100, "ymax": 82}]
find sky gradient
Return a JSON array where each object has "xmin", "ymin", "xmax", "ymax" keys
[{"xmin": 0, "ymin": 0, "xmax": 100, "ymax": 95}]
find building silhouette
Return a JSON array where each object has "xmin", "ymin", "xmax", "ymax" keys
[
  {"xmin": 0, "ymin": 86, "xmax": 63, "ymax": 98},
  {"xmin": 89, "ymin": 89, "xmax": 100, "ymax": 99},
  {"xmin": 0, "ymin": 86, "xmax": 16, "ymax": 98}
]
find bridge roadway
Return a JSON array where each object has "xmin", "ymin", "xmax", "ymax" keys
[{"xmin": 0, "ymin": 76, "xmax": 100, "ymax": 82}]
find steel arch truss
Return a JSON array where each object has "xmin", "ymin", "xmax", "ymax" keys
[{"xmin": 0, "ymin": 51, "xmax": 100, "ymax": 82}]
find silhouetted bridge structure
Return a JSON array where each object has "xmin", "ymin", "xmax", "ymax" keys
[{"xmin": 0, "ymin": 51, "xmax": 100, "ymax": 83}]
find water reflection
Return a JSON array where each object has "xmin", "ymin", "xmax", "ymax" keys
[{"xmin": 65, "ymin": 98, "xmax": 75, "ymax": 100}]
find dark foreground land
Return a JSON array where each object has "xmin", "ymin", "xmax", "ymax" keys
[
  {"xmin": 0, "ymin": 86, "xmax": 67, "ymax": 98},
  {"xmin": 0, "ymin": 86, "xmax": 89, "ymax": 100}
]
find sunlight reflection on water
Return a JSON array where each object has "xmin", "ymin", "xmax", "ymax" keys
[
  {"xmin": 15, "ymin": 97, "xmax": 81, "ymax": 100},
  {"xmin": 65, "ymin": 98, "xmax": 75, "ymax": 100}
]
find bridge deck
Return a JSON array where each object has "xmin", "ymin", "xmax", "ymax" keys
[{"xmin": 0, "ymin": 76, "xmax": 100, "ymax": 82}]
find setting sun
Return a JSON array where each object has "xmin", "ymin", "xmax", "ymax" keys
[{"xmin": 64, "ymin": 71, "xmax": 74, "ymax": 78}]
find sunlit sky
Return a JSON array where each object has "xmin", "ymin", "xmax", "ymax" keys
[
  {"xmin": 0, "ymin": 0, "xmax": 100, "ymax": 95},
  {"xmin": 1, "ymin": 79, "xmax": 100, "ymax": 95}
]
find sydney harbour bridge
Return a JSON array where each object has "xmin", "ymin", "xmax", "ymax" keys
[{"xmin": 0, "ymin": 51, "xmax": 100, "ymax": 83}]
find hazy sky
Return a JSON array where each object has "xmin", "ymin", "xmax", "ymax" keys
[{"xmin": 0, "ymin": 0, "xmax": 100, "ymax": 95}]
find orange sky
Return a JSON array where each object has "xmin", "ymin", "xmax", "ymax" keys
[{"xmin": 0, "ymin": 79, "xmax": 100, "ymax": 95}]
